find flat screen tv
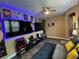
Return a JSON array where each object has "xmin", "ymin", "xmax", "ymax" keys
[
  {"xmin": 34, "ymin": 22, "xmax": 43, "ymax": 31},
  {"xmin": 4, "ymin": 20, "xmax": 33, "ymax": 38},
  {"xmin": 19, "ymin": 21, "xmax": 33, "ymax": 34}
]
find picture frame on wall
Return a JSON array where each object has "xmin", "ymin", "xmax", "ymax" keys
[
  {"xmin": 23, "ymin": 14, "xmax": 28, "ymax": 20},
  {"xmin": 18, "ymin": 12, "xmax": 24, "ymax": 20},
  {"xmin": 30, "ymin": 16, "xmax": 33, "ymax": 21},
  {"xmin": 28, "ymin": 15, "xmax": 32, "ymax": 21},
  {"xmin": 51, "ymin": 22, "xmax": 55, "ymax": 26},
  {"xmin": 3, "ymin": 8, "xmax": 11, "ymax": 18}
]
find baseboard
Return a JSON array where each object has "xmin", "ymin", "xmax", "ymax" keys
[
  {"xmin": 6, "ymin": 53, "xmax": 16, "ymax": 59},
  {"xmin": 47, "ymin": 36, "xmax": 67, "ymax": 40}
]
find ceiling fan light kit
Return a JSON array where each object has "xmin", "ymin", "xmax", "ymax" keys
[{"xmin": 45, "ymin": 10, "xmax": 50, "ymax": 15}]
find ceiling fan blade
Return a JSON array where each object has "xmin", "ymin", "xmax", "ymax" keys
[
  {"xmin": 50, "ymin": 9, "xmax": 56, "ymax": 12},
  {"xmin": 39, "ymin": 10, "xmax": 44, "ymax": 15},
  {"xmin": 36, "ymin": 10, "xmax": 45, "ymax": 17},
  {"xmin": 42, "ymin": 7, "xmax": 50, "ymax": 11}
]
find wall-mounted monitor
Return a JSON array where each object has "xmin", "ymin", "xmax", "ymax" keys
[
  {"xmin": 4, "ymin": 20, "xmax": 10, "ymax": 33},
  {"xmin": 11, "ymin": 21, "xmax": 19, "ymax": 32},
  {"xmin": 19, "ymin": 21, "xmax": 33, "ymax": 34},
  {"xmin": 34, "ymin": 22, "xmax": 43, "ymax": 31}
]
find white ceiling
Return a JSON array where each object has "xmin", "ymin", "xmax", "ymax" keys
[{"xmin": 0, "ymin": 0, "xmax": 78, "ymax": 18}]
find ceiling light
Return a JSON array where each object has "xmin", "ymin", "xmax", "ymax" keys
[{"xmin": 45, "ymin": 10, "xmax": 50, "ymax": 15}]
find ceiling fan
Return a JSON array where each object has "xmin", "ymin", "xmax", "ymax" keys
[
  {"xmin": 36, "ymin": 6, "xmax": 56, "ymax": 18},
  {"xmin": 40, "ymin": 6, "xmax": 56, "ymax": 15},
  {"xmin": 43, "ymin": 7, "xmax": 56, "ymax": 11}
]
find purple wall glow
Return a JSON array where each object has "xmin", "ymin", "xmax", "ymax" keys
[{"xmin": 0, "ymin": 4, "xmax": 36, "ymax": 40}]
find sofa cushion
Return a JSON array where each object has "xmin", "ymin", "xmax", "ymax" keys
[
  {"xmin": 66, "ymin": 48, "xmax": 78, "ymax": 59},
  {"xmin": 52, "ymin": 43, "xmax": 67, "ymax": 59},
  {"xmin": 65, "ymin": 41, "xmax": 74, "ymax": 52}
]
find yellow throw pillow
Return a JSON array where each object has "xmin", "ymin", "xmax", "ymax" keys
[
  {"xmin": 65, "ymin": 41, "xmax": 74, "ymax": 52},
  {"xmin": 66, "ymin": 49, "xmax": 78, "ymax": 59},
  {"xmin": 75, "ymin": 44, "xmax": 79, "ymax": 49}
]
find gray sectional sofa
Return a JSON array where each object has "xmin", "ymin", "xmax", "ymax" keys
[
  {"xmin": 52, "ymin": 43, "xmax": 67, "ymax": 59},
  {"xmin": 32, "ymin": 42, "xmax": 67, "ymax": 59}
]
